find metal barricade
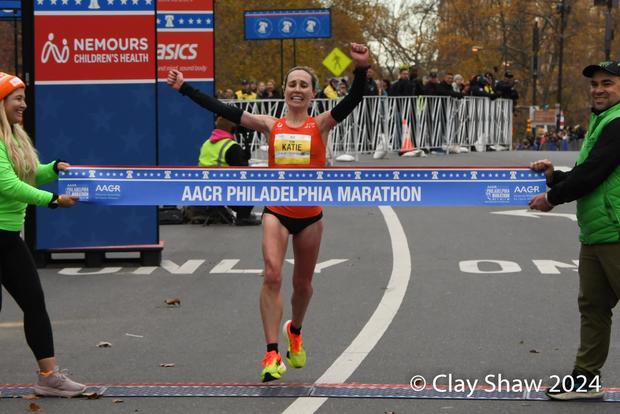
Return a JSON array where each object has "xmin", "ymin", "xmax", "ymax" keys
[{"xmin": 223, "ymin": 96, "xmax": 513, "ymax": 161}]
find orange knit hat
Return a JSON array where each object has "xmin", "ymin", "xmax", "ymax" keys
[{"xmin": 0, "ymin": 72, "xmax": 25, "ymax": 101}]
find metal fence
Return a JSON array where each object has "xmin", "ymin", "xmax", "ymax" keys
[{"xmin": 225, "ymin": 96, "xmax": 513, "ymax": 162}]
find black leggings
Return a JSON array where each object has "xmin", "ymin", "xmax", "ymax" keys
[{"xmin": 0, "ymin": 230, "xmax": 54, "ymax": 360}]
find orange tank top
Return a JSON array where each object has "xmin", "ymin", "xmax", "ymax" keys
[{"xmin": 268, "ymin": 116, "xmax": 326, "ymax": 218}]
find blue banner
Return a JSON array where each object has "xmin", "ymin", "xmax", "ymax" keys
[
  {"xmin": 0, "ymin": 9, "xmax": 19, "ymax": 18},
  {"xmin": 0, "ymin": 0, "xmax": 19, "ymax": 19},
  {"xmin": 244, "ymin": 9, "xmax": 331, "ymax": 40},
  {"xmin": 59, "ymin": 167, "xmax": 546, "ymax": 206},
  {"xmin": 0, "ymin": 0, "xmax": 20, "ymax": 9}
]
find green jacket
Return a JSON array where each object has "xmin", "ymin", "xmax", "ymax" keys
[
  {"xmin": 0, "ymin": 138, "xmax": 56, "ymax": 232},
  {"xmin": 198, "ymin": 138, "xmax": 236, "ymax": 167},
  {"xmin": 575, "ymin": 102, "xmax": 620, "ymax": 244}
]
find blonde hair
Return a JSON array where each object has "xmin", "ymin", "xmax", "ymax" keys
[
  {"xmin": 0, "ymin": 98, "xmax": 39, "ymax": 184},
  {"xmin": 283, "ymin": 66, "xmax": 318, "ymax": 92}
]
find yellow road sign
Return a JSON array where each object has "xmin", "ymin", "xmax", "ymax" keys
[{"xmin": 322, "ymin": 47, "xmax": 352, "ymax": 77}]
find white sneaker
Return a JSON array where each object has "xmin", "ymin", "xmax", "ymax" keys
[{"xmin": 33, "ymin": 367, "xmax": 86, "ymax": 397}]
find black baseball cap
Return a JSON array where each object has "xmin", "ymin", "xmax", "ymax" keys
[{"xmin": 582, "ymin": 61, "xmax": 620, "ymax": 77}]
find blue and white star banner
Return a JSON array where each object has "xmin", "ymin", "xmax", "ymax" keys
[
  {"xmin": 59, "ymin": 167, "xmax": 546, "ymax": 206},
  {"xmin": 34, "ymin": 0, "xmax": 154, "ymax": 14}
]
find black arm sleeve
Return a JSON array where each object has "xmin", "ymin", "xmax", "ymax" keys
[
  {"xmin": 330, "ymin": 66, "xmax": 369, "ymax": 123},
  {"xmin": 179, "ymin": 82, "xmax": 243, "ymax": 124},
  {"xmin": 549, "ymin": 170, "xmax": 569, "ymax": 186},
  {"xmin": 547, "ymin": 118, "xmax": 620, "ymax": 205},
  {"xmin": 224, "ymin": 144, "xmax": 250, "ymax": 167}
]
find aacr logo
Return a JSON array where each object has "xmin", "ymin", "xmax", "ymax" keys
[
  {"xmin": 514, "ymin": 185, "xmax": 540, "ymax": 193},
  {"xmin": 96, "ymin": 184, "xmax": 121, "ymax": 192}
]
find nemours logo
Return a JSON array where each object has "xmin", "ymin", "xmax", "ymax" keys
[
  {"xmin": 40, "ymin": 32, "xmax": 150, "ymax": 65},
  {"xmin": 40, "ymin": 33, "xmax": 70, "ymax": 64}
]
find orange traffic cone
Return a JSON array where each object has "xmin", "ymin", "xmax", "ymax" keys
[{"xmin": 399, "ymin": 118, "xmax": 414, "ymax": 155}]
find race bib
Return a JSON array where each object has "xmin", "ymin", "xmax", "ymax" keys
[{"xmin": 274, "ymin": 133, "xmax": 311, "ymax": 165}]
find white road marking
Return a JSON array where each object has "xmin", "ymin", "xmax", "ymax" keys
[
  {"xmin": 533, "ymin": 259, "xmax": 578, "ymax": 274},
  {"xmin": 285, "ymin": 258, "xmax": 349, "ymax": 273},
  {"xmin": 491, "ymin": 209, "xmax": 577, "ymax": 221},
  {"xmin": 281, "ymin": 206, "xmax": 411, "ymax": 414},
  {"xmin": 133, "ymin": 266, "xmax": 158, "ymax": 275},
  {"xmin": 0, "ymin": 322, "xmax": 23, "ymax": 328},
  {"xmin": 459, "ymin": 260, "xmax": 522, "ymax": 274},
  {"xmin": 210, "ymin": 259, "xmax": 262, "ymax": 274},
  {"xmin": 160, "ymin": 259, "xmax": 205, "ymax": 274},
  {"xmin": 58, "ymin": 267, "xmax": 122, "ymax": 275}
]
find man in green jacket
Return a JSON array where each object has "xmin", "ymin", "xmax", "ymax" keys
[{"xmin": 529, "ymin": 61, "xmax": 620, "ymax": 401}]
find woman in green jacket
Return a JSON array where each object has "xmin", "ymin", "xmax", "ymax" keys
[{"xmin": 0, "ymin": 73, "xmax": 84, "ymax": 397}]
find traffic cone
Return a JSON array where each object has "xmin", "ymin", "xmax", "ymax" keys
[{"xmin": 399, "ymin": 119, "xmax": 415, "ymax": 156}]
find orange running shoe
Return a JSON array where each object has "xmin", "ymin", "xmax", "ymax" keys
[
  {"xmin": 283, "ymin": 320, "xmax": 306, "ymax": 368},
  {"xmin": 261, "ymin": 350, "xmax": 287, "ymax": 382}
]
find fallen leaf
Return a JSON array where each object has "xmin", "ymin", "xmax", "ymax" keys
[
  {"xmin": 84, "ymin": 392, "xmax": 100, "ymax": 399},
  {"xmin": 160, "ymin": 363, "xmax": 175, "ymax": 368},
  {"xmin": 113, "ymin": 399, "xmax": 124, "ymax": 404},
  {"xmin": 529, "ymin": 349, "xmax": 540, "ymax": 354},
  {"xmin": 164, "ymin": 298, "xmax": 181, "ymax": 306},
  {"xmin": 22, "ymin": 394, "xmax": 40, "ymax": 400},
  {"xmin": 96, "ymin": 341, "xmax": 112, "ymax": 348},
  {"xmin": 28, "ymin": 402, "xmax": 41, "ymax": 412}
]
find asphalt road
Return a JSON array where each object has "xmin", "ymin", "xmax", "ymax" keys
[{"xmin": 2, "ymin": 150, "xmax": 619, "ymax": 413}]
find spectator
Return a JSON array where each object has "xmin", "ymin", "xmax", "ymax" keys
[
  {"xmin": 388, "ymin": 66, "xmax": 414, "ymax": 96},
  {"xmin": 462, "ymin": 78, "xmax": 472, "ymax": 96},
  {"xmin": 470, "ymin": 75, "xmax": 496, "ymax": 99},
  {"xmin": 423, "ymin": 71, "xmax": 441, "ymax": 96},
  {"xmin": 260, "ymin": 79, "xmax": 282, "ymax": 99},
  {"xmin": 256, "ymin": 81, "xmax": 267, "ymax": 98},
  {"xmin": 495, "ymin": 70, "xmax": 519, "ymax": 104},
  {"xmin": 198, "ymin": 116, "xmax": 260, "ymax": 226},
  {"xmin": 408, "ymin": 64, "xmax": 424, "ymax": 95},
  {"xmin": 485, "ymin": 71, "xmax": 497, "ymax": 88},
  {"xmin": 338, "ymin": 80, "xmax": 349, "ymax": 97},
  {"xmin": 452, "ymin": 74, "xmax": 465, "ymax": 94},
  {"xmin": 235, "ymin": 80, "xmax": 257, "ymax": 100},
  {"xmin": 320, "ymin": 78, "xmax": 339, "ymax": 99},
  {"xmin": 363, "ymin": 68, "xmax": 379, "ymax": 96},
  {"xmin": 560, "ymin": 129, "xmax": 570, "ymax": 151},
  {"xmin": 223, "ymin": 88, "xmax": 234, "ymax": 99},
  {"xmin": 250, "ymin": 80, "xmax": 258, "ymax": 94},
  {"xmin": 377, "ymin": 79, "xmax": 390, "ymax": 96},
  {"xmin": 437, "ymin": 72, "xmax": 462, "ymax": 98},
  {"xmin": 516, "ymin": 138, "xmax": 530, "ymax": 150}
]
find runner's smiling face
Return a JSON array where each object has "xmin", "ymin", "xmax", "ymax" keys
[{"xmin": 284, "ymin": 70, "xmax": 314, "ymax": 109}]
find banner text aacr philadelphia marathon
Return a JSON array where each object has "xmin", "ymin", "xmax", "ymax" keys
[{"xmin": 181, "ymin": 185, "xmax": 423, "ymax": 203}]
